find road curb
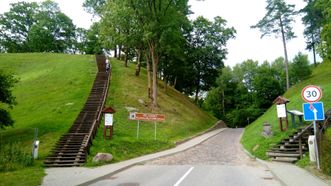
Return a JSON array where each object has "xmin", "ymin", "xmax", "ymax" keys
[
  {"xmin": 239, "ymin": 128, "xmax": 329, "ymax": 186},
  {"xmin": 43, "ymin": 127, "xmax": 227, "ymax": 186},
  {"xmin": 78, "ymin": 128, "xmax": 226, "ymax": 186},
  {"xmin": 79, "ymin": 128, "xmax": 226, "ymax": 186},
  {"xmin": 239, "ymin": 128, "xmax": 287, "ymax": 186}
]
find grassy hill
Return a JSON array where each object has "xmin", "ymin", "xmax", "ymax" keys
[
  {"xmin": 241, "ymin": 62, "xmax": 331, "ymax": 160},
  {"xmin": 0, "ymin": 53, "xmax": 217, "ymax": 185},
  {"xmin": 0, "ymin": 53, "xmax": 97, "ymax": 186},
  {"xmin": 87, "ymin": 59, "xmax": 217, "ymax": 164}
]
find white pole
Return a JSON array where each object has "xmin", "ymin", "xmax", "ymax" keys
[
  {"xmin": 313, "ymin": 120, "xmax": 320, "ymax": 170},
  {"xmin": 154, "ymin": 122, "xmax": 157, "ymax": 140},
  {"xmin": 137, "ymin": 121, "xmax": 140, "ymax": 139}
]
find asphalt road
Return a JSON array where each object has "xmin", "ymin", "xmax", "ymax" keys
[{"xmin": 88, "ymin": 129, "xmax": 282, "ymax": 186}]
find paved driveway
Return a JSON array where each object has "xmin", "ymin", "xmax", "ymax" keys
[{"xmin": 90, "ymin": 129, "xmax": 281, "ymax": 186}]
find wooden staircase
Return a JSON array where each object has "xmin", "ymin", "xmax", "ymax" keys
[
  {"xmin": 44, "ymin": 55, "xmax": 109, "ymax": 167},
  {"xmin": 267, "ymin": 124, "xmax": 314, "ymax": 163}
]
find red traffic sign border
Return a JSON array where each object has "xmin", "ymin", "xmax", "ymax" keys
[{"xmin": 301, "ymin": 85, "xmax": 322, "ymax": 102}]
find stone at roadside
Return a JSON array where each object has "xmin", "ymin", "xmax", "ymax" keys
[
  {"xmin": 138, "ymin": 99, "xmax": 145, "ymax": 105},
  {"xmin": 125, "ymin": 107, "xmax": 138, "ymax": 112},
  {"xmin": 92, "ymin": 153, "xmax": 113, "ymax": 163},
  {"xmin": 262, "ymin": 122, "xmax": 273, "ymax": 137}
]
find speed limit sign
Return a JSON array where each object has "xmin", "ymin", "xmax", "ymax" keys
[{"xmin": 301, "ymin": 85, "xmax": 322, "ymax": 102}]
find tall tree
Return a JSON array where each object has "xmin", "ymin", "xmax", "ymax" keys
[
  {"xmin": 0, "ymin": 1, "xmax": 76, "ymax": 53},
  {"xmin": 100, "ymin": 0, "xmax": 143, "ymax": 67},
  {"xmin": 316, "ymin": 0, "xmax": 331, "ymax": 61},
  {"xmin": 232, "ymin": 59, "xmax": 259, "ymax": 92},
  {"xmin": 301, "ymin": 0, "xmax": 324, "ymax": 66},
  {"xmin": 271, "ymin": 57, "xmax": 286, "ymax": 89},
  {"xmin": 80, "ymin": 23, "xmax": 103, "ymax": 54},
  {"xmin": 253, "ymin": 61, "xmax": 283, "ymax": 108},
  {"xmin": 128, "ymin": 0, "xmax": 190, "ymax": 108},
  {"xmin": 188, "ymin": 16, "xmax": 235, "ymax": 102},
  {"xmin": 290, "ymin": 52, "xmax": 312, "ymax": 84},
  {"xmin": 28, "ymin": 1, "xmax": 76, "ymax": 52},
  {"xmin": 0, "ymin": 71, "xmax": 18, "ymax": 129},
  {"xmin": 0, "ymin": 2, "xmax": 38, "ymax": 52},
  {"xmin": 83, "ymin": 0, "xmax": 106, "ymax": 17},
  {"xmin": 251, "ymin": 0, "xmax": 297, "ymax": 90}
]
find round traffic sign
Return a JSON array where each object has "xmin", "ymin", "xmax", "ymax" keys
[{"xmin": 301, "ymin": 85, "xmax": 322, "ymax": 102}]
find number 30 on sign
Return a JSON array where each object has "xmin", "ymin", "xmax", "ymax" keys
[{"xmin": 301, "ymin": 85, "xmax": 322, "ymax": 102}]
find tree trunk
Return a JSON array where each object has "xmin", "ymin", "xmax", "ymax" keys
[
  {"xmin": 135, "ymin": 49, "xmax": 141, "ymax": 76},
  {"xmin": 151, "ymin": 49, "xmax": 158, "ymax": 109},
  {"xmin": 194, "ymin": 79, "xmax": 200, "ymax": 103},
  {"xmin": 221, "ymin": 89, "xmax": 225, "ymax": 116},
  {"xmin": 173, "ymin": 76, "xmax": 177, "ymax": 88},
  {"xmin": 312, "ymin": 40, "xmax": 317, "ymax": 67},
  {"xmin": 118, "ymin": 45, "xmax": 122, "ymax": 60},
  {"xmin": 194, "ymin": 87, "xmax": 200, "ymax": 103},
  {"xmin": 164, "ymin": 76, "xmax": 167, "ymax": 92},
  {"xmin": 148, "ymin": 40, "xmax": 159, "ymax": 109},
  {"xmin": 114, "ymin": 46, "xmax": 117, "ymax": 58},
  {"xmin": 280, "ymin": 17, "xmax": 290, "ymax": 90},
  {"xmin": 124, "ymin": 47, "xmax": 128, "ymax": 67},
  {"xmin": 146, "ymin": 52, "xmax": 152, "ymax": 99}
]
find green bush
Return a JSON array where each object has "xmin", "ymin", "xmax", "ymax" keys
[
  {"xmin": 0, "ymin": 142, "xmax": 34, "ymax": 172},
  {"xmin": 225, "ymin": 106, "xmax": 264, "ymax": 128},
  {"xmin": 321, "ymin": 129, "xmax": 331, "ymax": 175}
]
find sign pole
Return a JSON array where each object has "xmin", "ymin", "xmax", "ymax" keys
[
  {"xmin": 154, "ymin": 122, "xmax": 157, "ymax": 140},
  {"xmin": 313, "ymin": 120, "xmax": 321, "ymax": 170},
  {"xmin": 302, "ymin": 85, "xmax": 323, "ymax": 170},
  {"xmin": 137, "ymin": 120, "xmax": 140, "ymax": 139},
  {"xmin": 129, "ymin": 112, "xmax": 165, "ymax": 140}
]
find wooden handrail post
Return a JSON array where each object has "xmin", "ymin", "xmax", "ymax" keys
[{"xmin": 299, "ymin": 137, "xmax": 302, "ymax": 158}]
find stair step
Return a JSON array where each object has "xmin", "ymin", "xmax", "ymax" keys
[
  {"xmin": 48, "ymin": 152, "xmax": 85, "ymax": 156},
  {"xmin": 45, "ymin": 156, "xmax": 85, "ymax": 160},
  {"xmin": 270, "ymin": 148, "xmax": 302, "ymax": 152},
  {"xmin": 51, "ymin": 149, "xmax": 86, "ymax": 153},
  {"xmin": 44, "ymin": 159, "xmax": 85, "ymax": 164},
  {"xmin": 267, "ymin": 152, "xmax": 301, "ymax": 157},
  {"xmin": 44, "ymin": 163, "xmax": 83, "ymax": 167},
  {"xmin": 272, "ymin": 157, "xmax": 299, "ymax": 163}
]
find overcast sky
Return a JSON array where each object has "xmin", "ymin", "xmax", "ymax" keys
[{"xmin": 0, "ymin": 0, "xmax": 319, "ymax": 67}]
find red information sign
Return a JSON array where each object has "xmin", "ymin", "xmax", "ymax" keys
[{"xmin": 129, "ymin": 112, "xmax": 165, "ymax": 122}]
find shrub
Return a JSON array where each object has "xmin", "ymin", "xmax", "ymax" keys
[
  {"xmin": 321, "ymin": 129, "xmax": 331, "ymax": 175},
  {"xmin": 0, "ymin": 142, "xmax": 34, "ymax": 172}
]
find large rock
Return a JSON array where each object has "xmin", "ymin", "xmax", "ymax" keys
[
  {"xmin": 92, "ymin": 153, "xmax": 113, "ymax": 163},
  {"xmin": 262, "ymin": 122, "xmax": 273, "ymax": 137}
]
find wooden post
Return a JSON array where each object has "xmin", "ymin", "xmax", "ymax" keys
[
  {"xmin": 273, "ymin": 96, "xmax": 290, "ymax": 132},
  {"xmin": 279, "ymin": 118, "xmax": 283, "ymax": 131},
  {"xmin": 299, "ymin": 137, "xmax": 302, "ymax": 158},
  {"xmin": 103, "ymin": 126, "xmax": 113, "ymax": 139},
  {"xmin": 102, "ymin": 107, "xmax": 116, "ymax": 140},
  {"xmin": 285, "ymin": 116, "xmax": 289, "ymax": 131}
]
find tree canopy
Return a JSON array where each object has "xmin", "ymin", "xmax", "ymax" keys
[
  {"xmin": 252, "ymin": 0, "xmax": 297, "ymax": 90},
  {"xmin": 0, "ymin": 70, "xmax": 18, "ymax": 129},
  {"xmin": 0, "ymin": 1, "xmax": 76, "ymax": 53}
]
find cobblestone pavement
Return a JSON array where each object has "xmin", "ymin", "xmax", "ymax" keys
[{"xmin": 146, "ymin": 128, "xmax": 257, "ymax": 166}]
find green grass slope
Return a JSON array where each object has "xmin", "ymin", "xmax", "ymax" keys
[
  {"xmin": 0, "ymin": 53, "xmax": 96, "ymax": 186},
  {"xmin": 87, "ymin": 59, "xmax": 217, "ymax": 165},
  {"xmin": 0, "ymin": 54, "xmax": 217, "ymax": 184},
  {"xmin": 242, "ymin": 62, "xmax": 331, "ymax": 159}
]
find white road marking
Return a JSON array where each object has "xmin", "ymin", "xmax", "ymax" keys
[{"xmin": 174, "ymin": 167, "xmax": 194, "ymax": 186}]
